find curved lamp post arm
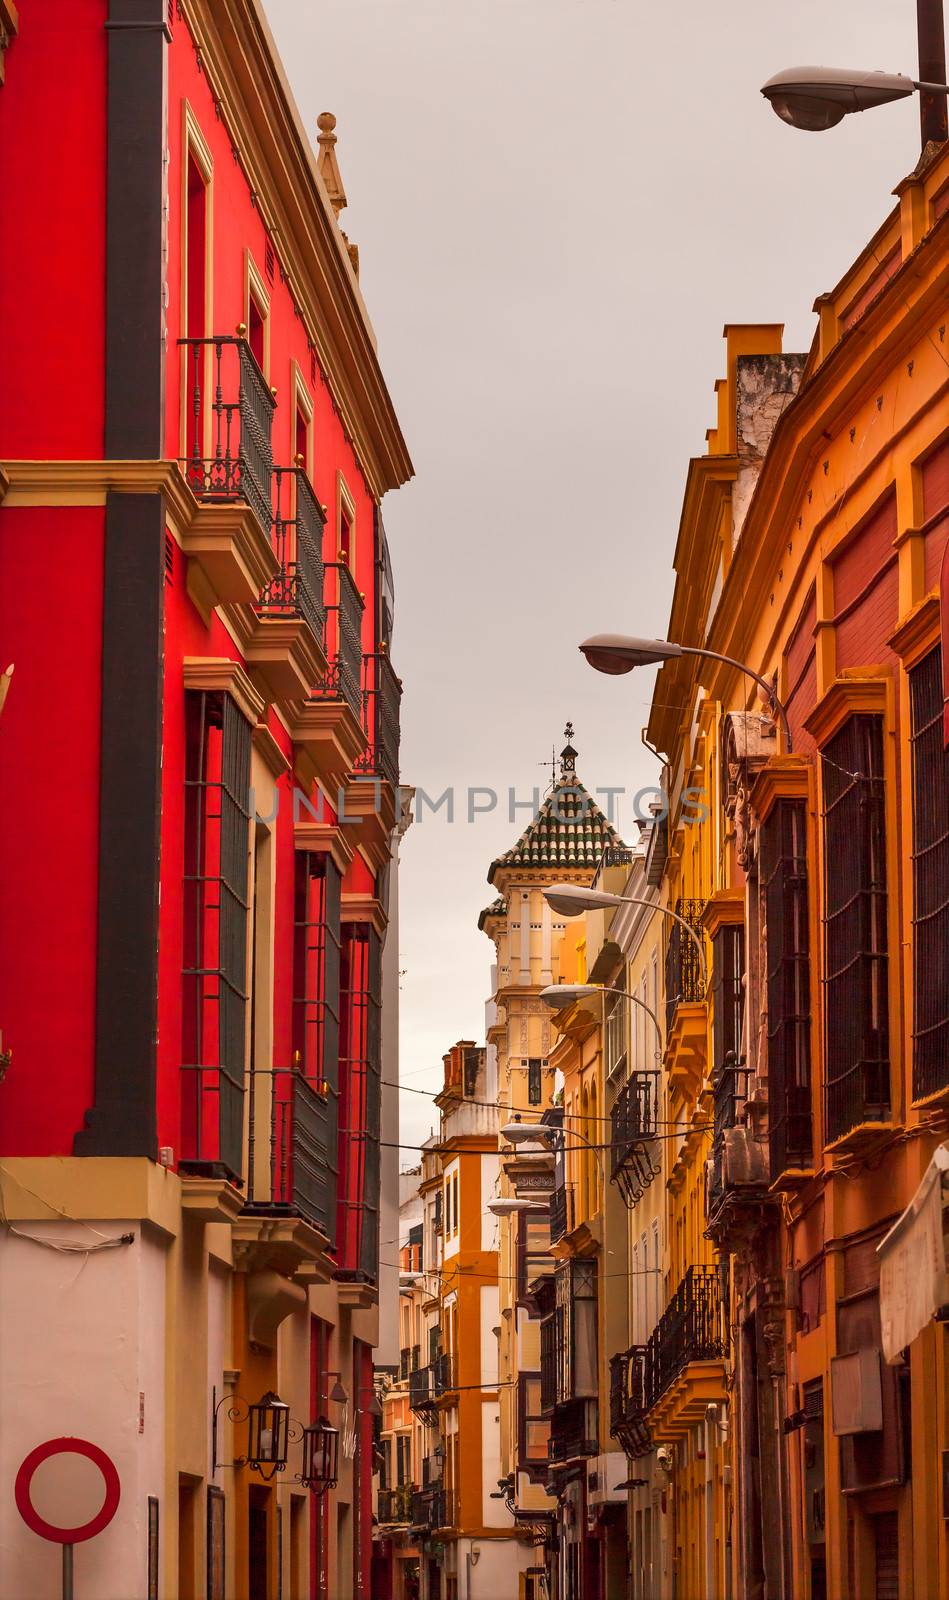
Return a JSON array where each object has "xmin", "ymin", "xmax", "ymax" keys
[
  {"xmin": 555, "ymin": 1122, "xmax": 605, "ymax": 1177},
  {"xmin": 677, "ymin": 644, "xmax": 792, "ymax": 752},
  {"xmin": 614, "ymin": 987, "xmax": 664, "ymax": 1062}
]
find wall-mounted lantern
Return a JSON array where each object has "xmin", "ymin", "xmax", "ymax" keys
[
  {"xmin": 300, "ymin": 1417, "xmax": 340, "ymax": 1495},
  {"xmin": 211, "ymin": 1387, "xmax": 291, "ymax": 1480}
]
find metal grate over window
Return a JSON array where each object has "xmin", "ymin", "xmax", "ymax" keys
[
  {"xmin": 336, "ymin": 925, "xmax": 383, "ymax": 1281},
  {"xmin": 821, "ymin": 715, "xmax": 890, "ymax": 1141},
  {"xmin": 909, "ymin": 647, "xmax": 949, "ymax": 1097},
  {"xmin": 181, "ymin": 690, "xmax": 252, "ymax": 1180},
  {"xmin": 762, "ymin": 799, "xmax": 813, "ymax": 1174}
]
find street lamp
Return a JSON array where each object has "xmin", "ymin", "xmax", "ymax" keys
[
  {"xmin": 762, "ymin": 1, "xmax": 948, "ymax": 147},
  {"xmin": 541, "ymin": 883, "xmax": 708, "ymax": 988},
  {"xmin": 487, "ymin": 1197, "xmax": 547, "ymax": 1216},
  {"xmin": 500, "ymin": 1118, "xmax": 604, "ymax": 1176},
  {"xmin": 578, "ymin": 634, "xmax": 792, "ymax": 752},
  {"xmin": 300, "ymin": 1417, "xmax": 340, "ymax": 1495},
  {"xmin": 538, "ymin": 982, "xmax": 663, "ymax": 1058}
]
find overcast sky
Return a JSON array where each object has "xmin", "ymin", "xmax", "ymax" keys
[{"xmin": 265, "ymin": 0, "xmax": 922, "ymax": 1152}]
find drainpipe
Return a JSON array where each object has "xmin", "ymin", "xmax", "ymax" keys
[{"xmin": 704, "ymin": 1409, "xmax": 715, "ymax": 1600}]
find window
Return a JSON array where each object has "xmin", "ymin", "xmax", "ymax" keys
[
  {"xmin": 822, "ymin": 715, "xmax": 890, "ymax": 1140},
  {"xmin": 452, "ymin": 1172, "xmax": 459, "ymax": 1238},
  {"xmin": 181, "ymin": 690, "xmax": 251, "ymax": 1179},
  {"xmin": 527, "ymin": 1058, "xmax": 542, "ymax": 1105},
  {"xmin": 761, "ymin": 799, "xmax": 813, "ymax": 1173},
  {"xmin": 336, "ymin": 924, "xmax": 382, "ymax": 1277},
  {"xmin": 517, "ymin": 1208, "xmax": 552, "ymax": 1305},
  {"xmin": 711, "ymin": 924, "xmax": 744, "ymax": 1068},
  {"xmin": 518, "ymin": 1375, "xmax": 551, "ymax": 1472},
  {"xmin": 248, "ymin": 294, "xmax": 266, "ymax": 373},
  {"xmin": 909, "ymin": 648, "xmax": 949, "ymax": 1097},
  {"xmin": 604, "ymin": 993, "xmax": 628, "ymax": 1078}
]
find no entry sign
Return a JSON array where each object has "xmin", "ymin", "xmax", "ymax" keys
[{"xmin": 15, "ymin": 1437, "xmax": 120, "ymax": 1543}]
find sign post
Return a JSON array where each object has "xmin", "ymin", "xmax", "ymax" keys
[{"xmin": 15, "ymin": 1437, "xmax": 121, "ymax": 1598}]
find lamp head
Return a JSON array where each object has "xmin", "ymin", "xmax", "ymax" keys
[
  {"xmin": 761, "ymin": 67, "xmax": 915, "ymax": 130},
  {"xmin": 539, "ymin": 982, "xmax": 603, "ymax": 1010},
  {"xmin": 500, "ymin": 1121, "xmax": 555, "ymax": 1146},
  {"xmin": 543, "ymin": 883, "xmax": 623, "ymax": 917},
  {"xmin": 579, "ymin": 634, "xmax": 684, "ymax": 675},
  {"xmin": 487, "ymin": 1197, "xmax": 547, "ymax": 1216},
  {"xmin": 329, "ymin": 1378, "xmax": 348, "ymax": 1405}
]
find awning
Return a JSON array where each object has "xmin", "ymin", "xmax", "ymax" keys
[{"xmin": 877, "ymin": 1142, "xmax": 949, "ymax": 1363}]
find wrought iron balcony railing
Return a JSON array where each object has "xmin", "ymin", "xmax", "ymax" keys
[
  {"xmin": 708, "ymin": 1052, "xmax": 752, "ymax": 1212},
  {"xmin": 353, "ymin": 651, "xmax": 401, "ymax": 787},
  {"xmin": 610, "ymin": 1072, "xmax": 661, "ymax": 1206},
  {"xmin": 311, "ymin": 561, "xmax": 364, "ymax": 718},
  {"xmin": 549, "ymin": 1182, "xmax": 575, "ymax": 1246},
  {"xmin": 411, "ymin": 1486, "xmax": 453, "ymax": 1530},
  {"xmin": 547, "ymin": 1399, "xmax": 598, "ymax": 1464},
  {"xmin": 179, "ymin": 335, "xmax": 275, "ymax": 534},
  {"xmin": 245, "ymin": 1068, "xmax": 337, "ymax": 1247},
  {"xmin": 644, "ymin": 1265, "xmax": 726, "ymax": 1413},
  {"xmin": 665, "ymin": 899, "xmax": 707, "ymax": 1031},
  {"xmin": 258, "ymin": 465, "xmax": 326, "ymax": 647},
  {"xmin": 377, "ymin": 1485, "xmax": 413, "ymax": 1525},
  {"xmin": 408, "ymin": 1364, "xmax": 438, "ymax": 1419},
  {"xmin": 609, "ymin": 1347, "xmax": 652, "ymax": 1459},
  {"xmin": 399, "ymin": 1347, "xmax": 412, "ymax": 1381},
  {"xmin": 432, "ymin": 1351, "xmax": 456, "ymax": 1396},
  {"xmin": 422, "ymin": 1454, "xmax": 442, "ymax": 1489}
]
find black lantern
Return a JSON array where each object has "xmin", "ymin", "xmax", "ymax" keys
[
  {"xmin": 246, "ymin": 1391, "xmax": 290, "ymax": 1480},
  {"xmin": 301, "ymin": 1416, "xmax": 340, "ymax": 1495}
]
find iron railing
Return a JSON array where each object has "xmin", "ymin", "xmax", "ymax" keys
[
  {"xmin": 549, "ymin": 1182, "xmax": 575, "ymax": 1245},
  {"xmin": 547, "ymin": 1399, "xmax": 598, "ymax": 1463},
  {"xmin": 377, "ymin": 1485, "xmax": 413, "ymax": 1524},
  {"xmin": 539, "ymin": 1308, "xmax": 562, "ymax": 1415},
  {"xmin": 399, "ymin": 1347, "xmax": 412, "ymax": 1381},
  {"xmin": 409, "ymin": 1364, "xmax": 441, "ymax": 1419},
  {"xmin": 179, "ymin": 336, "xmax": 275, "ymax": 534},
  {"xmin": 244, "ymin": 1068, "xmax": 336, "ymax": 1241},
  {"xmin": 312, "ymin": 562, "xmax": 364, "ymax": 717},
  {"xmin": 422, "ymin": 1455, "xmax": 442, "ymax": 1489},
  {"xmin": 432, "ymin": 1351, "xmax": 456, "ymax": 1396},
  {"xmin": 259, "ymin": 466, "xmax": 325, "ymax": 647},
  {"xmin": 411, "ymin": 1486, "xmax": 452, "ymax": 1531},
  {"xmin": 665, "ymin": 898, "xmax": 707, "ymax": 1031},
  {"xmin": 644, "ymin": 1266, "xmax": 726, "ymax": 1412},
  {"xmin": 609, "ymin": 1347, "xmax": 652, "ymax": 1458},
  {"xmin": 610, "ymin": 1072, "xmax": 661, "ymax": 1206},
  {"xmin": 708, "ymin": 1053, "xmax": 752, "ymax": 1213},
  {"xmin": 353, "ymin": 651, "xmax": 402, "ymax": 787},
  {"xmin": 909, "ymin": 649, "xmax": 949, "ymax": 1098}
]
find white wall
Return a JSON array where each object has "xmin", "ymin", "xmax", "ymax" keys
[
  {"xmin": 480, "ymin": 1154, "xmax": 500, "ymax": 1251},
  {"xmin": 0, "ymin": 1223, "xmax": 166, "ymax": 1600}
]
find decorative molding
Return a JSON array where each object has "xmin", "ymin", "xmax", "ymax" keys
[
  {"xmin": 294, "ymin": 820, "xmax": 356, "ymax": 876},
  {"xmin": 750, "ymin": 756, "xmax": 813, "ymax": 825},
  {"xmin": 803, "ymin": 672, "xmax": 891, "ymax": 748},
  {"xmin": 887, "ymin": 591, "xmax": 940, "ymax": 668},
  {"xmin": 225, "ymin": 608, "xmax": 326, "ymax": 706},
  {"xmin": 340, "ymin": 893, "xmax": 388, "ymax": 937},
  {"xmin": 701, "ymin": 888, "xmax": 745, "ymax": 941},
  {"xmin": 252, "ymin": 721, "xmax": 291, "ymax": 778},
  {"xmin": 183, "ymin": 656, "xmax": 266, "ymax": 725}
]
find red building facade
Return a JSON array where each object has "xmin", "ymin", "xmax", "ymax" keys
[{"xmin": 0, "ymin": 3, "xmax": 411, "ymax": 1596}]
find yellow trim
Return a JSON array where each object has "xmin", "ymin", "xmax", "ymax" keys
[
  {"xmin": 180, "ymin": 100, "xmax": 215, "ymax": 463},
  {"xmin": 336, "ymin": 468, "xmax": 357, "ymax": 574},
  {"xmin": 183, "ymin": 655, "xmax": 266, "ymax": 725},
  {"xmin": 291, "ymin": 360, "xmax": 314, "ymax": 477},
  {"xmin": 244, "ymin": 247, "xmax": 272, "ymax": 380}
]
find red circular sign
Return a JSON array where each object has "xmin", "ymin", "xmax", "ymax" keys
[{"xmin": 15, "ymin": 1438, "xmax": 121, "ymax": 1544}]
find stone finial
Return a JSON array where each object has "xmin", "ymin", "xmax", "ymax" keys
[{"xmin": 316, "ymin": 111, "xmax": 347, "ymax": 219}]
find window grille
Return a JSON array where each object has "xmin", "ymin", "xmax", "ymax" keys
[
  {"xmin": 822, "ymin": 715, "xmax": 890, "ymax": 1140},
  {"xmin": 909, "ymin": 648, "xmax": 949, "ymax": 1096},
  {"xmin": 762, "ymin": 799, "xmax": 813, "ymax": 1173},
  {"xmin": 181, "ymin": 690, "xmax": 251, "ymax": 1179}
]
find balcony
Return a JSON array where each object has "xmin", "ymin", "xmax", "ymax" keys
[
  {"xmin": 609, "ymin": 1347, "xmax": 651, "ymax": 1459},
  {"xmin": 441, "ymin": 1098, "xmax": 499, "ymax": 1142},
  {"xmin": 236, "ymin": 1068, "xmax": 337, "ymax": 1273},
  {"xmin": 708, "ymin": 1053, "xmax": 751, "ymax": 1213},
  {"xmin": 432, "ymin": 1351, "xmax": 456, "ymax": 1399},
  {"xmin": 290, "ymin": 561, "xmax": 367, "ymax": 796},
  {"xmin": 549, "ymin": 1182, "xmax": 575, "ymax": 1246},
  {"xmin": 643, "ymin": 1266, "xmax": 727, "ymax": 1438},
  {"xmin": 610, "ymin": 1072, "xmax": 660, "ymax": 1207},
  {"xmin": 664, "ymin": 898, "xmax": 708, "ymax": 1094},
  {"xmin": 408, "ymin": 1364, "xmax": 438, "ymax": 1421},
  {"xmin": 353, "ymin": 651, "xmax": 401, "ymax": 789},
  {"xmin": 180, "ymin": 335, "xmax": 275, "ymax": 535},
  {"xmin": 410, "ymin": 1486, "xmax": 452, "ymax": 1532},
  {"xmin": 547, "ymin": 1399, "xmax": 598, "ymax": 1465},
  {"xmin": 377, "ymin": 1484, "xmax": 413, "ymax": 1526},
  {"xmin": 313, "ymin": 562, "xmax": 363, "ymax": 717},
  {"xmin": 258, "ymin": 466, "xmax": 326, "ymax": 649}
]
